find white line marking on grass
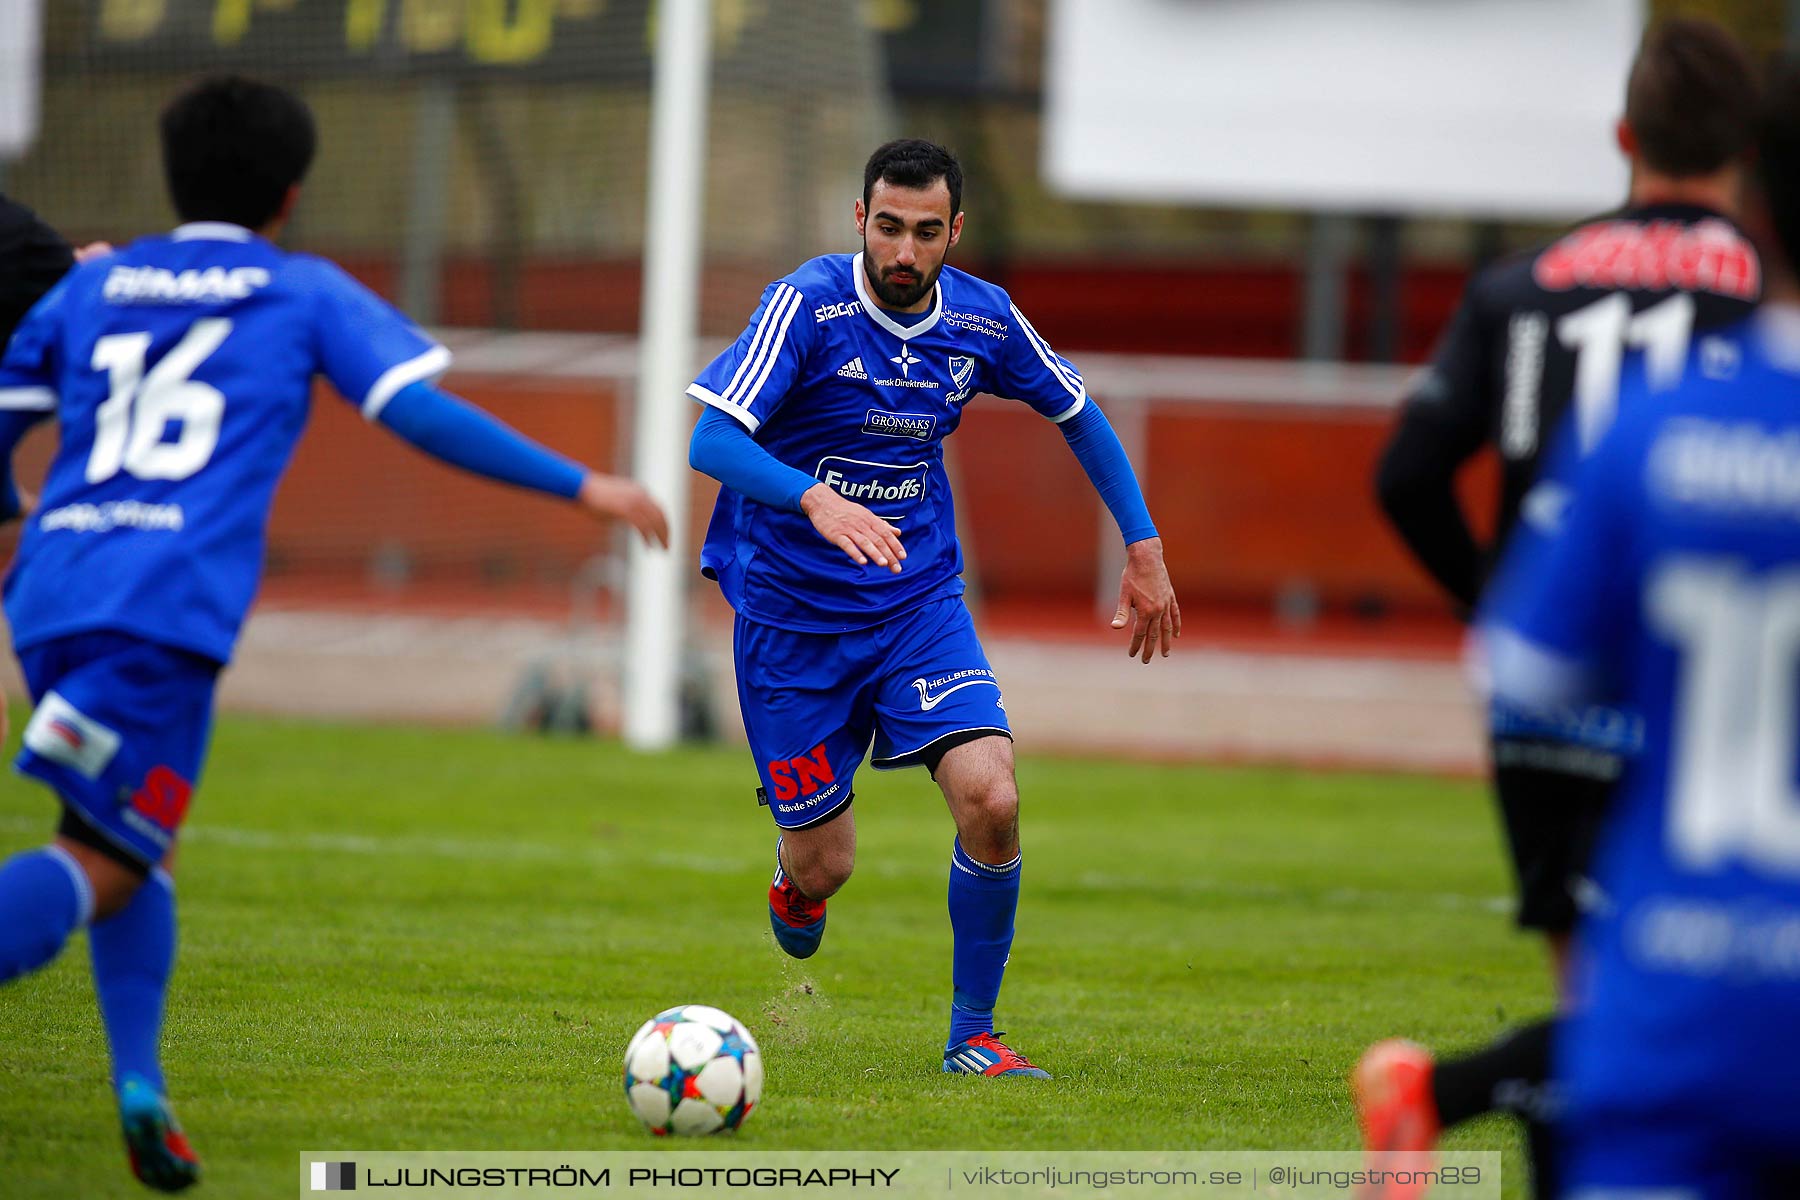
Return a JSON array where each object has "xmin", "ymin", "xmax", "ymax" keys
[{"xmin": 0, "ymin": 813, "xmax": 1509, "ymax": 913}]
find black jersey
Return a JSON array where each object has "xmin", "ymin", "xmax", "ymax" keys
[{"xmin": 1375, "ymin": 204, "xmax": 1760, "ymax": 612}]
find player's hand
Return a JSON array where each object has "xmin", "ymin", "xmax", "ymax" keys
[
  {"xmin": 578, "ymin": 473, "xmax": 670, "ymax": 548},
  {"xmin": 801, "ymin": 483, "xmax": 904, "ymax": 573},
  {"xmin": 1112, "ymin": 537, "xmax": 1180, "ymax": 664},
  {"xmin": 74, "ymin": 241, "xmax": 113, "ymax": 263}
]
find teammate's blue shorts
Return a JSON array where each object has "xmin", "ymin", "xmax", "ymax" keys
[
  {"xmin": 14, "ymin": 632, "xmax": 220, "ymax": 868},
  {"xmin": 734, "ymin": 595, "xmax": 1011, "ymax": 830}
]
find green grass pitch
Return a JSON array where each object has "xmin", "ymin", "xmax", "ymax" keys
[{"xmin": 0, "ymin": 718, "xmax": 1539, "ymax": 1197}]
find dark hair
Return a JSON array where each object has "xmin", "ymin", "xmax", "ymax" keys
[
  {"xmin": 1625, "ymin": 18, "xmax": 1759, "ymax": 177},
  {"xmin": 159, "ymin": 75, "xmax": 316, "ymax": 229},
  {"xmin": 862, "ymin": 139, "xmax": 962, "ymax": 218},
  {"xmin": 1758, "ymin": 55, "xmax": 1800, "ymax": 277}
]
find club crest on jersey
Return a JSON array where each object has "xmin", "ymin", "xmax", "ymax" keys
[
  {"xmin": 949, "ymin": 356, "xmax": 974, "ymax": 391},
  {"xmin": 862, "ymin": 409, "xmax": 935, "ymax": 441}
]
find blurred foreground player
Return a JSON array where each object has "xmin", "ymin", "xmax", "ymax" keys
[
  {"xmin": 1477, "ymin": 57, "xmax": 1800, "ymax": 1196},
  {"xmin": 687, "ymin": 139, "xmax": 1179, "ymax": 1077},
  {"xmin": 1359, "ymin": 18, "xmax": 1760, "ymax": 1195},
  {"xmin": 0, "ymin": 76, "xmax": 668, "ymax": 1192}
]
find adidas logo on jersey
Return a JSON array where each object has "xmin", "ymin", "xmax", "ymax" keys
[{"xmin": 837, "ymin": 357, "xmax": 869, "ymax": 381}]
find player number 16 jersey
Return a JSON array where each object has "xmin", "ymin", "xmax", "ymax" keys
[{"xmin": 0, "ymin": 223, "xmax": 450, "ymax": 664}]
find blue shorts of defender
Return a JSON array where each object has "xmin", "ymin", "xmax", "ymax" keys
[
  {"xmin": 14, "ymin": 632, "xmax": 220, "ymax": 869},
  {"xmin": 735, "ymin": 595, "xmax": 1011, "ymax": 830}
]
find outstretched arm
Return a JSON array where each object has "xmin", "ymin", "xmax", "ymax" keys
[
  {"xmin": 1059, "ymin": 402, "xmax": 1179, "ymax": 663},
  {"xmin": 377, "ymin": 380, "xmax": 669, "ymax": 546},
  {"xmin": 688, "ymin": 405, "xmax": 904, "ymax": 573}
]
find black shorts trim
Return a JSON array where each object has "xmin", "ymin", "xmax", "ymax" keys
[
  {"xmin": 57, "ymin": 804, "xmax": 150, "ymax": 876},
  {"xmin": 783, "ymin": 794, "xmax": 853, "ymax": 831},
  {"xmin": 871, "ymin": 727, "xmax": 1012, "ymax": 775}
]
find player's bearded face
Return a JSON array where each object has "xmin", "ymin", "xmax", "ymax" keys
[
  {"xmin": 866, "ymin": 245, "xmax": 940, "ymax": 309},
  {"xmin": 859, "ymin": 180, "xmax": 960, "ymax": 310}
]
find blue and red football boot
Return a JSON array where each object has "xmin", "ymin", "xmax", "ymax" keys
[
  {"xmin": 119, "ymin": 1074, "xmax": 200, "ymax": 1192},
  {"xmin": 943, "ymin": 1031, "xmax": 1051, "ymax": 1079}
]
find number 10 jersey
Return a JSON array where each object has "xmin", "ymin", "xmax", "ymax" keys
[{"xmin": 0, "ymin": 223, "xmax": 449, "ymax": 664}]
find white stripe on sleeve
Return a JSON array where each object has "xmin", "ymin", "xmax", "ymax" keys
[
  {"xmin": 687, "ymin": 383, "xmax": 761, "ymax": 432},
  {"xmin": 0, "ymin": 387, "xmax": 55, "ymax": 411},
  {"xmin": 737, "ymin": 288, "xmax": 803, "ymax": 410},
  {"xmin": 362, "ymin": 345, "xmax": 453, "ymax": 421},
  {"xmin": 721, "ymin": 284, "xmax": 800, "ymax": 409},
  {"xmin": 1009, "ymin": 304, "xmax": 1086, "ymax": 403}
]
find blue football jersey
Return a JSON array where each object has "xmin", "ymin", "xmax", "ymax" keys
[
  {"xmin": 1482, "ymin": 307, "xmax": 1800, "ymax": 1132},
  {"xmin": 690, "ymin": 253, "xmax": 1088, "ymax": 632},
  {"xmin": 0, "ymin": 222, "xmax": 449, "ymax": 663}
]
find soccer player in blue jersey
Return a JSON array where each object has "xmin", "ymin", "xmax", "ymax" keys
[
  {"xmin": 1479, "ymin": 61, "xmax": 1800, "ymax": 1195},
  {"xmin": 0, "ymin": 76, "xmax": 668, "ymax": 1191},
  {"xmin": 687, "ymin": 139, "xmax": 1179, "ymax": 1079}
]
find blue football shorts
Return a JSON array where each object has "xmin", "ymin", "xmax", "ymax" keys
[
  {"xmin": 734, "ymin": 595, "xmax": 1011, "ymax": 830},
  {"xmin": 14, "ymin": 632, "xmax": 220, "ymax": 868}
]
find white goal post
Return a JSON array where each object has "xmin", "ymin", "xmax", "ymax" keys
[{"xmin": 623, "ymin": 0, "xmax": 713, "ymax": 752}]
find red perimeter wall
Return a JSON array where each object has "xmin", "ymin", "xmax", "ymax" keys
[{"xmin": 256, "ymin": 376, "xmax": 1492, "ymax": 619}]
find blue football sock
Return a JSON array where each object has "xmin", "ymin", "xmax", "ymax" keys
[
  {"xmin": 946, "ymin": 839, "xmax": 1021, "ymax": 1050},
  {"xmin": 90, "ymin": 867, "xmax": 176, "ymax": 1096},
  {"xmin": 0, "ymin": 845, "xmax": 91, "ymax": 981}
]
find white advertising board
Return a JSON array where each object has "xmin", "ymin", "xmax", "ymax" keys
[
  {"xmin": 0, "ymin": 0, "xmax": 41, "ymax": 158},
  {"xmin": 1045, "ymin": 0, "xmax": 1645, "ymax": 218}
]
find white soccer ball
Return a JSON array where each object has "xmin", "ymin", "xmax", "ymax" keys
[{"xmin": 621, "ymin": 1005, "xmax": 763, "ymax": 1135}]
